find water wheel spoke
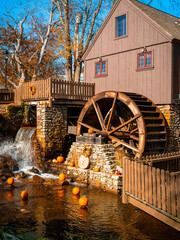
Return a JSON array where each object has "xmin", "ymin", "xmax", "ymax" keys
[
  {"xmin": 77, "ymin": 121, "xmax": 100, "ymax": 133},
  {"xmin": 109, "ymin": 135, "xmax": 141, "ymax": 153},
  {"xmin": 108, "ymin": 114, "xmax": 141, "ymax": 135},
  {"xmin": 91, "ymin": 98, "xmax": 106, "ymax": 130},
  {"xmin": 130, "ymin": 127, "xmax": 138, "ymax": 134},
  {"xmin": 130, "ymin": 134, "xmax": 139, "ymax": 141},
  {"xmin": 106, "ymin": 93, "xmax": 117, "ymax": 131}
]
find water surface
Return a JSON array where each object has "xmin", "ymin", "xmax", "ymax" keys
[{"xmin": 0, "ymin": 179, "xmax": 179, "ymax": 240}]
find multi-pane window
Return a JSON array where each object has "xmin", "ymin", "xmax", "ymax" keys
[
  {"xmin": 116, "ymin": 15, "xmax": 126, "ymax": 38},
  {"xmin": 138, "ymin": 52, "xmax": 152, "ymax": 69},
  {"xmin": 95, "ymin": 61, "xmax": 107, "ymax": 76}
]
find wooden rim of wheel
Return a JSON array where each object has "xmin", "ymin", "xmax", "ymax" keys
[{"xmin": 77, "ymin": 91, "xmax": 146, "ymax": 158}]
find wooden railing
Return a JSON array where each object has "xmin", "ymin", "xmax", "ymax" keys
[
  {"xmin": 123, "ymin": 157, "xmax": 180, "ymax": 231},
  {"xmin": 14, "ymin": 78, "xmax": 95, "ymax": 106},
  {"xmin": 0, "ymin": 89, "xmax": 14, "ymax": 103},
  {"xmin": 14, "ymin": 78, "xmax": 50, "ymax": 105},
  {"xmin": 51, "ymin": 79, "xmax": 95, "ymax": 101},
  {"xmin": 141, "ymin": 152, "xmax": 180, "ymax": 172}
]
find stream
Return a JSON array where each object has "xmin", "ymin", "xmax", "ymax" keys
[{"xmin": 0, "ymin": 128, "xmax": 179, "ymax": 239}]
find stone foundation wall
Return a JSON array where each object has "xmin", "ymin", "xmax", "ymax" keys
[
  {"xmin": 158, "ymin": 104, "xmax": 180, "ymax": 151},
  {"xmin": 36, "ymin": 104, "xmax": 68, "ymax": 166},
  {"xmin": 50, "ymin": 141, "xmax": 122, "ymax": 193},
  {"xmin": 49, "ymin": 163, "xmax": 122, "ymax": 193},
  {"xmin": 66, "ymin": 142, "xmax": 116, "ymax": 174}
]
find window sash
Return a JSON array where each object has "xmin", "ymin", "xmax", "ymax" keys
[
  {"xmin": 95, "ymin": 61, "xmax": 106, "ymax": 76},
  {"xmin": 138, "ymin": 52, "xmax": 152, "ymax": 69},
  {"xmin": 116, "ymin": 15, "xmax": 126, "ymax": 38}
]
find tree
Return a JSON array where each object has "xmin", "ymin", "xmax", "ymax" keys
[
  {"xmin": 52, "ymin": 0, "xmax": 112, "ymax": 82},
  {"xmin": 0, "ymin": 1, "xmax": 62, "ymax": 88}
]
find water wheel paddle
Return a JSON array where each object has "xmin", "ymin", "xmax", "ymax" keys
[{"xmin": 77, "ymin": 91, "xmax": 167, "ymax": 158}]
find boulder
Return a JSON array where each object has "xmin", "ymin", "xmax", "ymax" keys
[
  {"xmin": 32, "ymin": 175, "xmax": 45, "ymax": 183},
  {"xmin": 29, "ymin": 167, "xmax": 40, "ymax": 175},
  {"xmin": 2, "ymin": 153, "xmax": 19, "ymax": 171},
  {"xmin": 14, "ymin": 171, "xmax": 28, "ymax": 179}
]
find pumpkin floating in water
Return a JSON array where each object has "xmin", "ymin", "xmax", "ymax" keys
[
  {"xmin": 59, "ymin": 173, "xmax": 66, "ymax": 181},
  {"xmin": 94, "ymin": 167, "xmax": 99, "ymax": 172},
  {"xmin": 69, "ymin": 162, "xmax": 74, "ymax": 167},
  {"xmin": 79, "ymin": 196, "xmax": 88, "ymax": 207},
  {"xmin": 7, "ymin": 177, "xmax": 14, "ymax": 185},
  {"xmin": 72, "ymin": 187, "xmax": 80, "ymax": 195},
  {"xmin": 57, "ymin": 156, "xmax": 64, "ymax": 163},
  {"xmin": 88, "ymin": 128, "xmax": 94, "ymax": 134},
  {"xmin": 21, "ymin": 190, "xmax": 28, "ymax": 200}
]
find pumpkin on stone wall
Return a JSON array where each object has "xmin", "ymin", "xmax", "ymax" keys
[{"xmin": 57, "ymin": 156, "xmax": 64, "ymax": 163}]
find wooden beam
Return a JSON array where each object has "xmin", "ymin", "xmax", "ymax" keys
[
  {"xmin": 126, "ymin": 194, "xmax": 180, "ymax": 231},
  {"xmin": 91, "ymin": 98, "xmax": 106, "ymax": 130},
  {"xmin": 106, "ymin": 92, "xmax": 117, "ymax": 131},
  {"xmin": 108, "ymin": 114, "xmax": 141, "ymax": 135}
]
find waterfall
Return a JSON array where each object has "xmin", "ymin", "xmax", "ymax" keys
[{"xmin": 0, "ymin": 127, "xmax": 36, "ymax": 168}]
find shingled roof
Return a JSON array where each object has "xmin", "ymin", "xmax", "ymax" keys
[{"xmin": 130, "ymin": 0, "xmax": 180, "ymax": 41}]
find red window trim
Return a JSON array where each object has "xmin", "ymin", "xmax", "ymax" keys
[
  {"xmin": 137, "ymin": 51, "xmax": 152, "ymax": 69},
  {"xmin": 95, "ymin": 61, "xmax": 107, "ymax": 76}
]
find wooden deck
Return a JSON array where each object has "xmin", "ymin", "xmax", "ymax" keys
[
  {"xmin": 0, "ymin": 89, "xmax": 14, "ymax": 104},
  {"xmin": 122, "ymin": 157, "xmax": 180, "ymax": 231},
  {"xmin": 14, "ymin": 78, "xmax": 95, "ymax": 106}
]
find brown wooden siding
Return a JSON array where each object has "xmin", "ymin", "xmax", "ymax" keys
[
  {"xmin": 84, "ymin": 0, "xmax": 173, "ymax": 104},
  {"xmin": 85, "ymin": 0, "xmax": 170, "ymax": 60},
  {"xmin": 85, "ymin": 42, "xmax": 172, "ymax": 104}
]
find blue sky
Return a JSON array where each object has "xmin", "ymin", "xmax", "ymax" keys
[{"xmin": 0, "ymin": 0, "xmax": 179, "ymax": 18}]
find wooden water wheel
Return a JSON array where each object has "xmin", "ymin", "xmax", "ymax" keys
[{"xmin": 77, "ymin": 91, "xmax": 167, "ymax": 158}]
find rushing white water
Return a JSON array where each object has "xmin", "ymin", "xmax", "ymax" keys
[
  {"xmin": 0, "ymin": 127, "xmax": 58, "ymax": 179},
  {"xmin": 0, "ymin": 127, "xmax": 36, "ymax": 168}
]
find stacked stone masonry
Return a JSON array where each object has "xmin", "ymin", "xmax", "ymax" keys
[
  {"xmin": 66, "ymin": 142, "xmax": 116, "ymax": 173},
  {"xmin": 63, "ymin": 140, "xmax": 122, "ymax": 193},
  {"xmin": 158, "ymin": 104, "xmax": 180, "ymax": 151},
  {"xmin": 36, "ymin": 105, "xmax": 67, "ymax": 163}
]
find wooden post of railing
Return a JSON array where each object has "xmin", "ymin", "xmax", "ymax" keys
[
  {"xmin": 122, "ymin": 157, "xmax": 129, "ymax": 203},
  {"xmin": 49, "ymin": 77, "xmax": 52, "ymax": 107}
]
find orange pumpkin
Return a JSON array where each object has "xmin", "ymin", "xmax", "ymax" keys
[
  {"xmin": 69, "ymin": 162, "xmax": 74, "ymax": 167},
  {"xmin": 88, "ymin": 128, "xmax": 94, "ymax": 134},
  {"xmin": 7, "ymin": 177, "xmax": 14, "ymax": 185},
  {"xmin": 79, "ymin": 196, "xmax": 88, "ymax": 207},
  {"xmin": 21, "ymin": 190, "xmax": 28, "ymax": 200},
  {"xmin": 72, "ymin": 187, "xmax": 80, "ymax": 195},
  {"xmin": 57, "ymin": 156, "xmax": 64, "ymax": 163},
  {"xmin": 59, "ymin": 173, "xmax": 66, "ymax": 181},
  {"xmin": 94, "ymin": 167, "xmax": 99, "ymax": 172}
]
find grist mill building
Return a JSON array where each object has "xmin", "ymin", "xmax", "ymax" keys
[{"xmin": 82, "ymin": 0, "xmax": 180, "ymax": 151}]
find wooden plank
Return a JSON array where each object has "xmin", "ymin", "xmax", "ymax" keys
[
  {"xmin": 127, "ymin": 195, "xmax": 180, "ymax": 232},
  {"xmin": 137, "ymin": 162, "xmax": 141, "ymax": 199},
  {"xmin": 128, "ymin": 160, "xmax": 131, "ymax": 194},
  {"xmin": 144, "ymin": 165, "xmax": 149, "ymax": 202},
  {"xmin": 148, "ymin": 166, "xmax": 153, "ymax": 205},
  {"xmin": 122, "ymin": 157, "xmax": 128, "ymax": 203},
  {"xmin": 170, "ymin": 172, "xmax": 176, "ymax": 216},
  {"xmin": 176, "ymin": 174, "xmax": 180, "ymax": 218},
  {"xmin": 161, "ymin": 169, "xmax": 166, "ymax": 211},
  {"xmin": 134, "ymin": 161, "xmax": 137, "ymax": 197},
  {"xmin": 166, "ymin": 171, "xmax": 171, "ymax": 214},
  {"xmin": 131, "ymin": 160, "xmax": 134, "ymax": 195},
  {"xmin": 152, "ymin": 167, "xmax": 157, "ymax": 207},
  {"xmin": 156, "ymin": 168, "xmax": 161, "ymax": 209},
  {"xmin": 141, "ymin": 163, "xmax": 145, "ymax": 201}
]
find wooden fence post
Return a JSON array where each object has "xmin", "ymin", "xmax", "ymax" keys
[{"xmin": 122, "ymin": 157, "xmax": 129, "ymax": 204}]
